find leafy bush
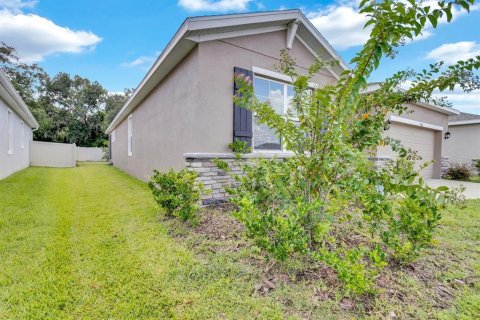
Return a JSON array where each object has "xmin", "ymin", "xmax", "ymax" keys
[
  {"xmin": 148, "ymin": 169, "xmax": 202, "ymax": 222},
  {"xmin": 227, "ymin": 158, "xmax": 313, "ymax": 260},
  {"xmin": 362, "ymin": 158, "xmax": 448, "ymax": 262},
  {"xmin": 216, "ymin": 0, "xmax": 479, "ymax": 295},
  {"xmin": 220, "ymin": 36, "xmax": 475, "ymax": 293},
  {"xmin": 228, "ymin": 139, "xmax": 252, "ymax": 154},
  {"xmin": 445, "ymin": 162, "xmax": 474, "ymax": 181},
  {"xmin": 474, "ymin": 159, "xmax": 480, "ymax": 174}
]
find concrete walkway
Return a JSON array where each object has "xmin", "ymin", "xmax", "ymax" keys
[{"xmin": 426, "ymin": 179, "xmax": 480, "ymax": 199}]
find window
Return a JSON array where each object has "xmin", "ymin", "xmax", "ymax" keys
[
  {"xmin": 253, "ymin": 76, "xmax": 296, "ymax": 151},
  {"xmin": 20, "ymin": 121, "xmax": 25, "ymax": 149},
  {"xmin": 7, "ymin": 109, "xmax": 13, "ymax": 154},
  {"xmin": 111, "ymin": 130, "xmax": 116, "ymax": 143},
  {"xmin": 127, "ymin": 115, "xmax": 133, "ymax": 156}
]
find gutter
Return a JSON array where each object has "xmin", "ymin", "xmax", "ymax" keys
[{"xmin": 0, "ymin": 70, "xmax": 39, "ymax": 129}]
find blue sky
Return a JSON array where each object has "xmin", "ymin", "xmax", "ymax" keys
[{"xmin": 0, "ymin": 0, "xmax": 479, "ymax": 113}]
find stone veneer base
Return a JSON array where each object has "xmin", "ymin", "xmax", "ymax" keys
[{"xmin": 184, "ymin": 153, "xmax": 393, "ymax": 205}]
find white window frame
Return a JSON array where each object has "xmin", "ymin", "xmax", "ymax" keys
[
  {"xmin": 251, "ymin": 73, "xmax": 299, "ymax": 152},
  {"xmin": 111, "ymin": 129, "xmax": 116, "ymax": 143},
  {"xmin": 20, "ymin": 121, "xmax": 25, "ymax": 149},
  {"xmin": 7, "ymin": 109, "xmax": 13, "ymax": 155},
  {"xmin": 127, "ymin": 114, "xmax": 133, "ymax": 156}
]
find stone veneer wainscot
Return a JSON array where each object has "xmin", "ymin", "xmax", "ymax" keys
[
  {"xmin": 185, "ymin": 153, "xmax": 394, "ymax": 205},
  {"xmin": 184, "ymin": 152, "xmax": 293, "ymax": 205}
]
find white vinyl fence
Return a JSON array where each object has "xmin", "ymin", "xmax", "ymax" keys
[
  {"xmin": 30, "ymin": 141, "xmax": 105, "ymax": 167},
  {"xmin": 77, "ymin": 147, "xmax": 105, "ymax": 162}
]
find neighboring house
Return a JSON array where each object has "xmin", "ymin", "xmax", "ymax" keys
[
  {"xmin": 365, "ymin": 83, "xmax": 459, "ymax": 179},
  {"xmin": 105, "ymin": 9, "xmax": 454, "ymax": 185},
  {"xmin": 0, "ymin": 70, "xmax": 39, "ymax": 179},
  {"xmin": 444, "ymin": 112, "xmax": 480, "ymax": 165}
]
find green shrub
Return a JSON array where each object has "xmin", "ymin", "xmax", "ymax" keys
[
  {"xmin": 474, "ymin": 159, "xmax": 480, "ymax": 174},
  {"xmin": 445, "ymin": 162, "xmax": 474, "ymax": 181},
  {"xmin": 148, "ymin": 169, "xmax": 202, "ymax": 222},
  {"xmin": 219, "ymin": 44, "xmax": 469, "ymax": 294},
  {"xmin": 218, "ymin": 0, "xmax": 479, "ymax": 294},
  {"xmin": 228, "ymin": 139, "xmax": 252, "ymax": 154}
]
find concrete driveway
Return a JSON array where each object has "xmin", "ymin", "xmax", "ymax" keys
[{"xmin": 426, "ymin": 179, "xmax": 480, "ymax": 199}]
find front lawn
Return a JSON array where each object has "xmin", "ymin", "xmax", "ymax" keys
[
  {"xmin": 0, "ymin": 163, "xmax": 478, "ymax": 319},
  {"xmin": 469, "ymin": 176, "xmax": 480, "ymax": 183}
]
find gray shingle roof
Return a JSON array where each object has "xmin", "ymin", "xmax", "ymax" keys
[{"xmin": 450, "ymin": 112, "xmax": 480, "ymax": 122}]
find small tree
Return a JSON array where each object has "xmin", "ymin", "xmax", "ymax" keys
[{"xmin": 220, "ymin": 0, "xmax": 478, "ymax": 294}]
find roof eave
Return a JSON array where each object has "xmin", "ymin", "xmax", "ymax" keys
[
  {"xmin": 364, "ymin": 83, "xmax": 460, "ymax": 116},
  {"xmin": 449, "ymin": 119, "xmax": 480, "ymax": 126},
  {"xmin": 0, "ymin": 70, "xmax": 39, "ymax": 129},
  {"xmin": 414, "ymin": 101, "xmax": 460, "ymax": 116},
  {"xmin": 105, "ymin": 21, "xmax": 190, "ymax": 134},
  {"xmin": 105, "ymin": 10, "xmax": 349, "ymax": 134}
]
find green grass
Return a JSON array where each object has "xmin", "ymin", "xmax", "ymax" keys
[
  {"xmin": 469, "ymin": 176, "xmax": 480, "ymax": 183},
  {"xmin": 0, "ymin": 163, "xmax": 478, "ymax": 319},
  {"xmin": 0, "ymin": 164, "xmax": 284, "ymax": 319}
]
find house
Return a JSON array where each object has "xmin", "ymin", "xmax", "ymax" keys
[
  {"xmin": 106, "ymin": 9, "xmax": 345, "ymax": 181},
  {"xmin": 444, "ymin": 112, "xmax": 480, "ymax": 166},
  {"xmin": 365, "ymin": 83, "xmax": 458, "ymax": 179},
  {"xmin": 106, "ymin": 9, "xmax": 455, "ymax": 194},
  {"xmin": 0, "ymin": 70, "xmax": 39, "ymax": 179}
]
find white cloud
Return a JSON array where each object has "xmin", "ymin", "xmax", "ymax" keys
[
  {"xmin": 177, "ymin": 0, "xmax": 251, "ymax": 12},
  {"xmin": 0, "ymin": 0, "xmax": 36, "ymax": 13},
  {"xmin": 121, "ymin": 55, "xmax": 155, "ymax": 68},
  {"xmin": 307, "ymin": 4, "xmax": 369, "ymax": 50},
  {"xmin": 401, "ymin": 81, "xmax": 480, "ymax": 114},
  {"xmin": 422, "ymin": 0, "xmax": 480, "ymax": 24},
  {"xmin": 433, "ymin": 88, "xmax": 480, "ymax": 114},
  {"xmin": 0, "ymin": 10, "xmax": 101, "ymax": 63},
  {"xmin": 426, "ymin": 41, "xmax": 480, "ymax": 64},
  {"xmin": 306, "ymin": 1, "xmax": 477, "ymax": 51},
  {"xmin": 121, "ymin": 52, "xmax": 160, "ymax": 68}
]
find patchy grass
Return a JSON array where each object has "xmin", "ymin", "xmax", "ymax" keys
[
  {"xmin": 0, "ymin": 164, "xmax": 478, "ymax": 319},
  {"xmin": 469, "ymin": 176, "xmax": 480, "ymax": 183}
]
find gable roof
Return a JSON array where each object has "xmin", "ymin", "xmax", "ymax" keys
[
  {"xmin": 0, "ymin": 69, "xmax": 39, "ymax": 129},
  {"xmin": 449, "ymin": 112, "xmax": 480, "ymax": 125},
  {"xmin": 105, "ymin": 9, "xmax": 349, "ymax": 134},
  {"xmin": 364, "ymin": 82, "xmax": 460, "ymax": 116}
]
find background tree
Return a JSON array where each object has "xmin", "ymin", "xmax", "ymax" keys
[
  {"xmin": 45, "ymin": 73, "xmax": 108, "ymax": 146},
  {"xmin": 0, "ymin": 43, "xmax": 132, "ymax": 147},
  {"xmin": 103, "ymin": 89, "xmax": 133, "ymax": 132}
]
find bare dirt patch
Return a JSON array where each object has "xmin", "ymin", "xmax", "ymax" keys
[
  {"xmin": 159, "ymin": 202, "xmax": 479, "ymax": 319},
  {"xmin": 194, "ymin": 204, "xmax": 244, "ymax": 241}
]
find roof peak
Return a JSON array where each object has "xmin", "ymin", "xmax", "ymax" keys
[{"xmin": 186, "ymin": 9, "xmax": 302, "ymax": 21}]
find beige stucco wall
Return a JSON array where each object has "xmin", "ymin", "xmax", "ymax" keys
[
  {"xmin": 377, "ymin": 103, "xmax": 449, "ymax": 178},
  {"xmin": 111, "ymin": 46, "xmax": 201, "ymax": 180},
  {"xmin": 0, "ymin": 97, "xmax": 33, "ymax": 179},
  {"xmin": 444, "ymin": 124, "xmax": 480, "ymax": 163},
  {"xmin": 111, "ymin": 30, "xmax": 337, "ymax": 181}
]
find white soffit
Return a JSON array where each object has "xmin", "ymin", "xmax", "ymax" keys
[
  {"xmin": 389, "ymin": 115, "xmax": 444, "ymax": 131},
  {"xmin": 449, "ymin": 119, "xmax": 480, "ymax": 126}
]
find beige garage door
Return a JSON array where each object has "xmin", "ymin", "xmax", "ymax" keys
[{"xmin": 379, "ymin": 123, "xmax": 435, "ymax": 178}]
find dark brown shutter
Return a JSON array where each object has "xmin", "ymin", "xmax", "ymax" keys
[{"xmin": 233, "ymin": 67, "xmax": 253, "ymax": 147}]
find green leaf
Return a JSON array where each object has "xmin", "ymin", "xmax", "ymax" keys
[
  {"xmin": 445, "ymin": 7, "xmax": 453, "ymax": 22},
  {"xmin": 427, "ymin": 14, "xmax": 437, "ymax": 28},
  {"xmin": 458, "ymin": 0, "xmax": 470, "ymax": 12}
]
